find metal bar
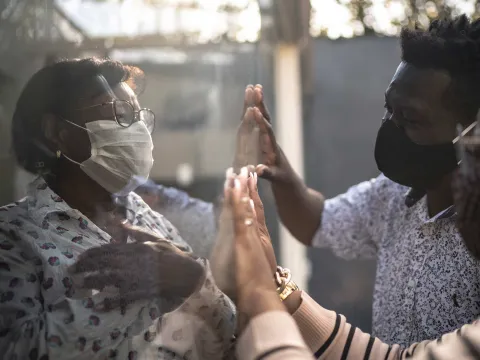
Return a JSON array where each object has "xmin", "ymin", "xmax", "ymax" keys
[
  {"xmin": 52, "ymin": 1, "xmax": 89, "ymax": 39},
  {"xmin": 11, "ymin": 36, "xmax": 254, "ymax": 54},
  {"xmin": 274, "ymin": 44, "xmax": 309, "ymax": 291}
]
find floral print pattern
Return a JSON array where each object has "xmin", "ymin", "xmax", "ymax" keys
[
  {"xmin": 314, "ymin": 174, "xmax": 480, "ymax": 346},
  {"xmin": 0, "ymin": 177, "xmax": 235, "ymax": 359}
]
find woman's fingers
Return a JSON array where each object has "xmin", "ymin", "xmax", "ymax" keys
[
  {"xmin": 230, "ymin": 174, "xmax": 256, "ymax": 238},
  {"xmin": 248, "ymin": 172, "xmax": 267, "ymax": 225}
]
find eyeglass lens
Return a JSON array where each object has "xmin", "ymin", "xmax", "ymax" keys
[{"xmin": 114, "ymin": 100, "xmax": 155, "ymax": 133}]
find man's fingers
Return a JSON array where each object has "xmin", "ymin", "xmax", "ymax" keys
[
  {"xmin": 81, "ymin": 271, "xmax": 132, "ymax": 290},
  {"xmin": 255, "ymin": 164, "xmax": 277, "ymax": 181},
  {"xmin": 254, "ymin": 85, "xmax": 271, "ymax": 122},
  {"xmin": 242, "ymin": 85, "xmax": 255, "ymax": 120},
  {"xmin": 234, "ymin": 107, "xmax": 257, "ymax": 171},
  {"xmin": 253, "ymin": 107, "xmax": 275, "ymax": 141}
]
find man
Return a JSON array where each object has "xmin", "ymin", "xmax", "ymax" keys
[
  {"xmin": 249, "ymin": 15, "xmax": 480, "ymax": 346},
  {"xmin": 230, "ymin": 142, "xmax": 480, "ymax": 360}
]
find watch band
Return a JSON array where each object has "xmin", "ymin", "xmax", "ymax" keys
[
  {"xmin": 275, "ymin": 266, "xmax": 300, "ymax": 301},
  {"xmin": 278, "ymin": 279, "xmax": 300, "ymax": 301}
]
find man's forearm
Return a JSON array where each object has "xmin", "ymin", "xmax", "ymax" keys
[{"xmin": 271, "ymin": 176, "xmax": 324, "ymax": 247}]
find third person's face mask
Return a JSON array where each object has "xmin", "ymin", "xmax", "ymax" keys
[{"xmin": 374, "ymin": 119, "xmax": 475, "ymax": 189}]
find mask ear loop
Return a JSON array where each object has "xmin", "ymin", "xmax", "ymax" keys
[
  {"xmin": 455, "ymin": 120, "xmax": 479, "ymax": 175},
  {"xmin": 456, "ymin": 124, "xmax": 468, "ymax": 175},
  {"xmin": 57, "ymin": 118, "xmax": 93, "ymax": 166}
]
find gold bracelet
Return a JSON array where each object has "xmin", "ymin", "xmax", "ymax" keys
[{"xmin": 275, "ymin": 266, "xmax": 300, "ymax": 301}]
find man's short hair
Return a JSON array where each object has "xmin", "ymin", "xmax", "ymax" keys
[{"xmin": 400, "ymin": 15, "xmax": 480, "ymax": 120}]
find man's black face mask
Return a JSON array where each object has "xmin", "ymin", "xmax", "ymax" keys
[{"xmin": 374, "ymin": 118, "xmax": 458, "ymax": 190}]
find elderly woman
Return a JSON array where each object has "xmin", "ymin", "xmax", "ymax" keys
[{"xmin": 0, "ymin": 58, "xmax": 235, "ymax": 359}]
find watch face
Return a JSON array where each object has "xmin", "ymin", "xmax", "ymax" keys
[{"xmin": 279, "ymin": 281, "xmax": 299, "ymax": 301}]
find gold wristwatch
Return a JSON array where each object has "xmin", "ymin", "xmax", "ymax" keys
[{"xmin": 275, "ymin": 266, "xmax": 299, "ymax": 301}]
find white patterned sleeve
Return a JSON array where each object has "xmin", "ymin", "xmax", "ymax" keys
[{"xmin": 311, "ymin": 174, "xmax": 393, "ymax": 260}]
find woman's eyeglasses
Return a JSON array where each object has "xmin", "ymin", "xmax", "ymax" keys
[{"xmin": 75, "ymin": 100, "xmax": 155, "ymax": 134}]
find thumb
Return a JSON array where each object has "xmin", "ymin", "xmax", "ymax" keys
[
  {"xmin": 256, "ymin": 164, "xmax": 279, "ymax": 182},
  {"xmin": 122, "ymin": 223, "xmax": 158, "ymax": 243}
]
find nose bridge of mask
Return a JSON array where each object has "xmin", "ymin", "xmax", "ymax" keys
[
  {"xmin": 86, "ymin": 120, "xmax": 153, "ymax": 148},
  {"xmin": 75, "ymin": 119, "xmax": 154, "ymax": 194}
]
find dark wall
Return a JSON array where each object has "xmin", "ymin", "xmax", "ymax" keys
[{"xmin": 305, "ymin": 36, "xmax": 400, "ymax": 331}]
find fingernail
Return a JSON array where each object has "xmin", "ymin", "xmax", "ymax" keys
[
  {"xmin": 249, "ymin": 172, "xmax": 254, "ymax": 179},
  {"xmin": 249, "ymin": 199, "xmax": 255, "ymax": 210},
  {"xmin": 254, "ymin": 172, "xmax": 258, "ymax": 185},
  {"xmin": 226, "ymin": 167, "xmax": 234, "ymax": 178},
  {"xmin": 240, "ymin": 167, "xmax": 248, "ymax": 178},
  {"xmin": 234, "ymin": 179, "xmax": 241, "ymax": 189}
]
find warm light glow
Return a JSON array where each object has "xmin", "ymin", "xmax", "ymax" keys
[
  {"xmin": 59, "ymin": 0, "xmax": 479, "ymax": 42},
  {"xmin": 310, "ymin": 0, "xmax": 477, "ymax": 39},
  {"xmin": 58, "ymin": 0, "xmax": 260, "ymax": 42}
]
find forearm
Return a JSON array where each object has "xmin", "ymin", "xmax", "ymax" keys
[
  {"xmin": 236, "ymin": 311, "xmax": 314, "ymax": 360},
  {"xmin": 271, "ymin": 177, "xmax": 324, "ymax": 246},
  {"xmin": 290, "ymin": 291, "xmax": 456, "ymax": 360}
]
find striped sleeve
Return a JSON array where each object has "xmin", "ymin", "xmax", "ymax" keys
[
  {"xmin": 290, "ymin": 291, "xmax": 456, "ymax": 360},
  {"xmin": 237, "ymin": 291, "xmax": 480, "ymax": 360}
]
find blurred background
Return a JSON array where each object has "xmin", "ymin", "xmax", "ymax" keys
[{"xmin": 0, "ymin": 0, "xmax": 478, "ymax": 332}]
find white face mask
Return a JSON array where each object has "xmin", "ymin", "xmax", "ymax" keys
[{"xmin": 64, "ymin": 120, "xmax": 154, "ymax": 196}]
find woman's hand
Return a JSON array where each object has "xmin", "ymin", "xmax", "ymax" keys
[
  {"xmin": 243, "ymin": 166, "xmax": 277, "ymax": 274},
  {"xmin": 226, "ymin": 169, "xmax": 286, "ymax": 332},
  {"xmin": 69, "ymin": 225, "xmax": 204, "ymax": 313}
]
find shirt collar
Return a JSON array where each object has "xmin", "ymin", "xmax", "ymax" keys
[
  {"xmin": 26, "ymin": 177, "xmax": 80, "ymax": 225},
  {"xmin": 403, "ymin": 189, "xmax": 456, "ymax": 222},
  {"xmin": 25, "ymin": 177, "xmax": 139, "ymax": 225}
]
